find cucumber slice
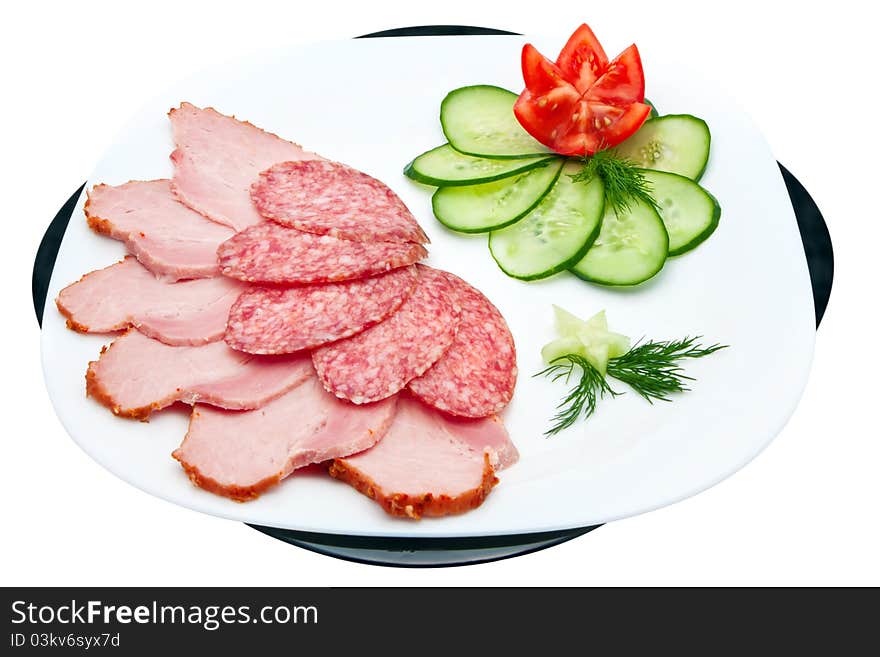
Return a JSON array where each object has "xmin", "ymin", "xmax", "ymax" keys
[
  {"xmin": 571, "ymin": 200, "xmax": 669, "ymax": 286},
  {"xmin": 642, "ymin": 170, "xmax": 721, "ymax": 256},
  {"xmin": 614, "ymin": 115, "xmax": 711, "ymax": 181},
  {"xmin": 441, "ymin": 85, "xmax": 551, "ymax": 159},
  {"xmin": 488, "ymin": 161, "xmax": 604, "ymax": 280},
  {"xmin": 644, "ymin": 98, "xmax": 659, "ymax": 118},
  {"xmin": 405, "ymin": 144, "xmax": 557, "ymax": 187},
  {"xmin": 431, "ymin": 160, "xmax": 564, "ymax": 233}
]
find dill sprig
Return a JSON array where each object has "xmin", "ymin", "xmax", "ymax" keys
[
  {"xmin": 568, "ymin": 149, "xmax": 659, "ymax": 215},
  {"xmin": 536, "ymin": 338, "xmax": 728, "ymax": 436},
  {"xmin": 606, "ymin": 337, "xmax": 728, "ymax": 403},
  {"xmin": 534, "ymin": 354, "xmax": 620, "ymax": 436}
]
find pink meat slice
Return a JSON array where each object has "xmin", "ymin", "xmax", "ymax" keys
[
  {"xmin": 408, "ymin": 270, "xmax": 517, "ymax": 417},
  {"xmin": 438, "ymin": 413, "xmax": 520, "ymax": 471},
  {"xmin": 86, "ymin": 330, "xmax": 312, "ymax": 420},
  {"xmin": 225, "ymin": 266, "xmax": 418, "ymax": 354},
  {"xmin": 312, "ymin": 265, "xmax": 461, "ymax": 404},
  {"xmin": 217, "ymin": 222, "xmax": 426, "ymax": 284},
  {"xmin": 169, "ymin": 103, "xmax": 322, "ymax": 231},
  {"xmin": 85, "ymin": 180, "xmax": 233, "ymax": 280},
  {"xmin": 328, "ymin": 396, "xmax": 518, "ymax": 519},
  {"xmin": 172, "ymin": 377, "xmax": 398, "ymax": 501},
  {"xmin": 251, "ymin": 160, "xmax": 428, "ymax": 244},
  {"xmin": 56, "ymin": 257, "xmax": 244, "ymax": 346}
]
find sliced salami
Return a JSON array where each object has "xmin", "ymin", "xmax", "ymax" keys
[
  {"xmin": 225, "ymin": 266, "xmax": 418, "ymax": 354},
  {"xmin": 408, "ymin": 271, "xmax": 517, "ymax": 417},
  {"xmin": 217, "ymin": 222, "xmax": 426, "ymax": 284},
  {"xmin": 251, "ymin": 160, "xmax": 428, "ymax": 244},
  {"xmin": 312, "ymin": 265, "xmax": 461, "ymax": 404}
]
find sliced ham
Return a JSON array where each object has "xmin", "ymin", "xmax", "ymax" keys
[
  {"xmin": 169, "ymin": 103, "xmax": 322, "ymax": 231},
  {"xmin": 438, "ymin": 412, "xmax": 520, "ymax": 471},
  {"xmin": 56, "ymin": 257, "xmax": 243, "ymax": 346},
  {"xmin": 216, "ymin": 222, "xmax": 426, "ymax": 285},
  {"xmin": 85, "ymin": 180, "xmax": 233, "ymax": 280},
  {"xmin": 408, "ymin": 270, "xmax": 517, "ymax": 417},
  {"xmin": 225, "ymin": 266, "xmax": 418, "ymax": 354},
  {"xmin": 328, "ymin": 396, "xmax": 518, "ymax": 519},
  {"xmin": 172, "ymin": 377, "xmax": 398, "ymax": 501},
  {"xmin": 86, "ymin": 330, "xmax": 312, "ymax": 420},
  {"xmin": 251, "ymin": 160, "xmax": 428, "ymax": 244},
  {"xmin": 312, "ymin": 265, "xmax": 461, "ymax": 404}
]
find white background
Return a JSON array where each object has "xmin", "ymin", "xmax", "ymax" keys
[{"xmin": 1, "ymin": 0, "xmax": 876, "ymax": 586}]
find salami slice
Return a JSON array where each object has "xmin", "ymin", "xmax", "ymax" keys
[
  {"xmin": 225, "ymin": 266, "xmax": 418, "ymax": 354},
  {"xmin": 251, "ymin": 160, "xmax": 429, "ymax": 244},
  {"xmin": 217, "ymin": 222, "xmax": 427, "ymax": 284},
  {"xmin": 408, "ymin": 271, "xmax": 517, "ymax": 417},
  {"xmin": 312, "ymin": 265, "xmax": 461, "ymax": 404}
]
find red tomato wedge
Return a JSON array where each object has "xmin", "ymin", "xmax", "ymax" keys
[
  {"xmin": 556, "ymin": 24, "xmax": 609, "ymax": 94},
  {"xmin": 515, "ymin": 45, "xmax": 581, "ymax": 144},
  {"xmin": 514, "ymin": 24, "xmax": 650, "ymax": 156},
  {"xmin": 585, "ymin": 45, "xmax": 645, "ymax": 105},
  {"xmin": 521, "ymin": 43, "xmax": 577, "ymax": 96}
]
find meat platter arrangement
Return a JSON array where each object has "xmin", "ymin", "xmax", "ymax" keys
[
  {"xmin": 41, "ymin": 26, "xmax": 818, "ymax": 538},
  {"xmin": 55, "ymin": 103, "xmax": 519, "ymax": 520}
]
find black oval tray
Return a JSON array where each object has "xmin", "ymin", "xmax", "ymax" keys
[{"xmin": 32, "ymin": 25, "xmax": 833, "ymax": 567}]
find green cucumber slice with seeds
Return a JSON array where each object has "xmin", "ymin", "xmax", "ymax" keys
[
  {"xmin": 642, "ymin": 169, "xmax": 720, "ymax": 256},
  {"xmin": 614, "ymin": 114, "xmax": 710, "ymax": 181},
  {"xmin": 488, "ymin": 161, "xmax": 604, "ymax": 280},
  {"xmin": 404, "ymin": 144, "xmax": 557, "ymax": 187},
  {"xmin": 432, "ymin": 159, "xmax": 564, "ymax": 233},
  {"xmin": 571, "ymin": 200, "xmax": 669, "ymax": 286},
  {"xmin": 441, "ymin": 85, "xmax": 551, "ymax": 159}
]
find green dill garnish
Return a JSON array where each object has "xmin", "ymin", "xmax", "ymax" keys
[
  {"xmin": 606, "ymin": 337, "xmax": 728, "ymax": 403},
  {"xmin": 536, "ymin": 337, "xmax": 728, "ymax": 436},
  {"xmin": 535, "ymin": 354, "xmax": 620, "ymax": 436},
  {"xmin": 568, "ymin": 149, "xmax": 659, "ymax": 215}
]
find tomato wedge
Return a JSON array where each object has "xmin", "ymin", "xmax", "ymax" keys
[
  {"xmin": 514, "ymin": 24, "xmax": 650, "ymax": 156},
  {"xmin": 556, "ymin": 24, "xmax": 609, "ymax": 94},
  {"xmin": 585, "ymin": 44, "xmax": 645, "ymax": 105},
  {"xmin": 515, "ymin": 44, "xmax": 581, "ymax": 140}
]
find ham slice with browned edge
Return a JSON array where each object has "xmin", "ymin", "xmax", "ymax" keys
[
  {"xmin": 56, "ymin": 257, "xmax": 244, "ymax": 346},
  {"xmin": 172, "ymin": 377, "xmax": 398, "ymax": 501},
  {"xmin": 329, "ymin": 396, "xmax": 518, "ymax": 519},
  {"xmin": 86, "ymin": 330, "xmax": 312, "ymax": 420},
  {"xmin": 169, "ymin": 103, "xmax": 322, "ymax": 231},
  {"xmin": 85, "ymin": 180, "xmax": 234, "ymax": 280}
]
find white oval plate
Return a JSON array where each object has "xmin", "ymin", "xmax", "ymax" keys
[{"xmin": 40, "ymin": 33, "xmax": 815, "ymax": 538}]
